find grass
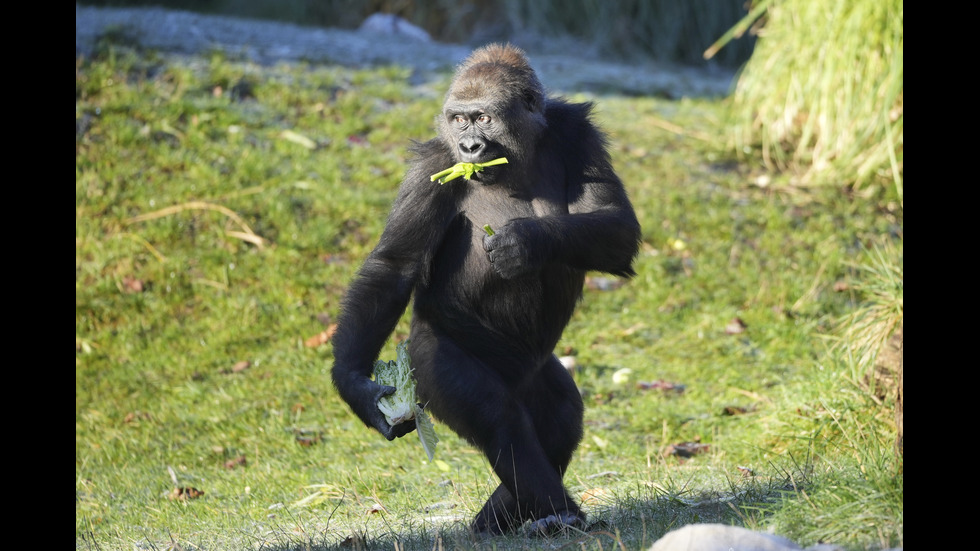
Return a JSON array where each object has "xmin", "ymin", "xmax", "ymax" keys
[
  {"xmin": 724, "ymin": 0, "xmax": 904, "ymax": 192},
  {"xmin": 76, "ymin": 38, "xmax": 902, "ymax": 550}
]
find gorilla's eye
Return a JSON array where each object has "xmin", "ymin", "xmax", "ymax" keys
[
  {"xmin": 477, "ymin": 114, "xmax": 492, "ymax": 124},
  {"xmin": 453, "ymin": 115, "xmax": 467, "ymax": 125}
]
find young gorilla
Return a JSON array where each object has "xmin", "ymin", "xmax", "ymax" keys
[{"xmin": 331, "ymin": 43, "xmax": 641, "ymax": 535}]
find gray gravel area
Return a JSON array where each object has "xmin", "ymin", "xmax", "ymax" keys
[{"xmin": 75, "ymin": 4, "xmax": 736, "ymax": 98}]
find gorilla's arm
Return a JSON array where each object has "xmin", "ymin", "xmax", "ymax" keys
[
  {"xmin": 483, "ymin": 102, "xmax": 641, "ymax": 279},
  {"xmin": 331, "ymin": 144, "xmax": 458, "ymax": 439}
]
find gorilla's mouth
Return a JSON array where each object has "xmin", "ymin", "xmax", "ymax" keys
[
  {"xmin": 471, "ymin": 162, "xmax": 508, "ymax": 185},
  {"xmin": 430, "ymin": 158, "xmax": 509, "ymax": 185}
]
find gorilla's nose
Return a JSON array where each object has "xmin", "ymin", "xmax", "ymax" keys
[{"xmin": 458, "ymin": 138, "xmax": 485, "ymax": 158}]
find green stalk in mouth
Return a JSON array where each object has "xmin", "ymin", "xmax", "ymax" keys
[{"xmin": 429, "ymin": 157, "xmax": 509, "ymax": 184}]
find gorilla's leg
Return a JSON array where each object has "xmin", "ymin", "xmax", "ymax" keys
[
  {"xmin": 521, "ymin": 355, "xmax": 587, "ymax": 534},
  {"xmin": 472, "ymin": 483, "xmax": 519, "ymax": 535},
  {"xmin": 471, "ymin": 356, "xmax": 586, "ymax": 535},
  {"xmin": 524, "ymin": 355, "xmax": 585, "ymax": 473},
  {"xmin": 409, "ymin": 329, "xmax": 580, "ymax": 535}
]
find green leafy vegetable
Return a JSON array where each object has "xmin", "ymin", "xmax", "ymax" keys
[
  {"xmin": 413, "ymin": 403, "xmax": 439, "ymax": 461},
  {"xmin": 374, "ymin": 341, "xmax": 439, "ymax": 460},
  {"xmin": 483, "ymin": 224, "xmax": 495, "ymax": 236},
  {"xmin": 429, "ymin": 157, "xmax": 509, "ymax": 184},
  {"xmin": 374, "ymin": 354, "xmax": 415, "ymax": 426}
]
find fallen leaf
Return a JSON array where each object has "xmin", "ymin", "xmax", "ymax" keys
[
  {"xmin": 833, "ymin": 280, "xmax": 850, "ymax": 292},
  {"xmin": 366, "ymin": 502, "xmax": 386, "ymax": 515},
  {"xmin": 295, "ymin": 430, "xmax": 323, "ymax": 447},
  {"xmin": 168, "ymin": 487, "xmax": 204, "ymax": 500},
  {"xmin": 722, "ymin": 405, "xmax": 748, "ymax": 416},
  {"xmin": 724, "ymin": 317, "xmax": 747, "ymax": 334},
  {"xmin": 121, "ymin": 276, "xmax": 144, "ymax": 293},
  {"xmin": 224, "ymin": 455, "xmax": 247, "ymax": 469},
  {"xmin": 347, "ymin": 134, "xmax": 369, "ymax": 147},
  {"xmin": 231, "ymin": 360, "xmax": 250, "ymax": 373},
  {"xmin": 636, "ymin": 379, "xmax": 686, "ymax": 393},
  {"xmin": 737, "ymin": 465, "xmax": 754, "ymax": 477},
  {"xmin": 592, "ymin": 392, "xmax": 615, "ymax": 405},
  {"xmin": 664, "ymin": 441, "xmax": 709, "ymax": 458},
  {"xmin": 123, "ymin": 411, "xmax": 152, "ymax": 424},
  {"xmin": 305, "ymin": 324, "xmax": 337, "ymax": 347},
  {"xmin": 620, "ymin": 323, "xmax": 645, "ymax": 336}
]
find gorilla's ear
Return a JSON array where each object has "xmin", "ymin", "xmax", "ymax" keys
[{"xmin": 523, "ymin": 90, "xmax": 543, "ymax": 114}]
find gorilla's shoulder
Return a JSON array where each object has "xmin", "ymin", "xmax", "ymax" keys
[
  {"xmin": 544, "ymin": 98, "xmax": 596, "ymax": 122},
  {"xmin": 544, "ymin": 98, "xmax": 602, "ymax": 135},
  {"xmin": 400, "ymin": 138, "xmax": 460, "ymax": 197},
  {"xmin": 408, "ymin": 138, "xmax": 454, "ymax": 164},
  {"xmin": 543, "ymin": 98, "xmax": 607, "ymax": 155}
]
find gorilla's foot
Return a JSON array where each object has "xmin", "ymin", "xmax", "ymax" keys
[
  {"xmin": 470, "ymin": 511, "xmax": 520, "ymax": 537},
  {"xmin": 530, "ymin": 510, "xmax": 587, "ymax": 537}
]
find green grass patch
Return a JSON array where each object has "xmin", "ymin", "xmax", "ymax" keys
[{"xmin": 76, "ymin": 41, "xmax": 902, "ymax": 550}]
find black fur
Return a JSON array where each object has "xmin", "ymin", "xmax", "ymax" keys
[{"xmin": 331, "ymin": 43, "xmax": 641, "ymax": 535}]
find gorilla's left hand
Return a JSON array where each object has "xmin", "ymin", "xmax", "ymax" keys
[
  {"xmin": 483, "ymin": 219, "xmax": 549, "ymax": 279},
  {"xmin": 343, "ymin": 375, "xmax": 418, "ymax": 441}
]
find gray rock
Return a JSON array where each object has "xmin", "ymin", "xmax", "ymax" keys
[
  {"xmin": 648, "ymin": 524, "xmax": 848, "ymax": 551},
  {"xmin": 359, "ymin": 13, "xmax": 431, "ymax": 42}
]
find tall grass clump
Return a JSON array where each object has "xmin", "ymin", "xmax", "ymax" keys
[
  {"xmin": 723, "ymin": 0, "xmax": 903, "ymax": 192},
  {"xmin": 761, "ymin": 421, "xmax": 903, "ymax": 549},
  {"xmin": 835, "ymin": 240, "xmax": 903, "ymax": 462},
  {"xmin": 740, "ymin": 240, "xmax": 903, "ymax": 549},
  {"xmin": 834, "ymin": 242, "xmax": 903, "ymax": 384},
  {"xmin": 759, "ymin": 239, "xmax": 903, "ymax": 548}
]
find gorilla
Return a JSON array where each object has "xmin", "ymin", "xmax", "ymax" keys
[{"xmin": 331, "ymin": 43, "xmax": 640, "ymax": 535}]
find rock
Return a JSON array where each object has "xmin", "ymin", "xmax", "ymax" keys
[
  {"xmin": 648, "ymin": 524, "xmax": 848, "ymax": 551},
  {"xmin": 359, "ymin": 13, "xmax": 431, "ymax": 42}
]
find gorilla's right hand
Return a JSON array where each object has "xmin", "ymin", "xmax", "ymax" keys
[{"xmin": 343, "ymin": 376, "xmax": 418, "ymax": 441}]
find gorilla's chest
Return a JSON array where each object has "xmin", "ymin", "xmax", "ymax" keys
[
  {"xmin": 424, "ymin": 183, "xmax": 566, "ymax": 301},
  {"xmin": 460, "ymin": 182, "xmax": 566, "ymax": 233}
]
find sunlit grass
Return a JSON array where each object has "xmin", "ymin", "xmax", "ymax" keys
[{"xmin": 76, "ymin": 38, "xmax": 901, "ymax": 550}]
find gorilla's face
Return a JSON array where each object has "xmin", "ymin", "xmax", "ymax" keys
[
  {"xmin": 437, "ymin": 63, "xmax": 547, "ymax": 184},
  {"xmin": 444, "ymin": 106, "xmax": 504, "ymax": 164}
]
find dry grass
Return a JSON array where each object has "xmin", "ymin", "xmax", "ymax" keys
[{"xmin": 726, "ymin": 0, "xmax": 903, "ymax": 192}]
